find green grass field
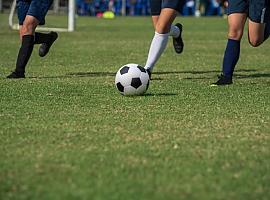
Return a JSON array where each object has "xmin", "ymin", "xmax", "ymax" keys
[{"xmin": 0, "ymin": 14, "xmax": 269, "ymax": 200}]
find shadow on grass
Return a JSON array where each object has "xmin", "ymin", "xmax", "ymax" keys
[
  {"xmin": 27, "ymin": 69, "xmax": 268, "ymax": 80},
  {"xmin": 143, "ymin": 93, "xmax": 178, "ymax": 97},
  {"xmin": 235, "ymin": 73, "xmax": 270, "ymax": 79},
  {"xmin": 182, "ymin": 77, "xmax": 212, "ymax": 80},
  {"xmin": 27, "ymin": 72, "xmax": 115, "ymax": 79},
  {"xmin": 121, "ymin": 93, "xmax": 178, "ymax": 98},
  {"xmin": 153, "ymin": 69, "xmax": 257, "ymax": 75},
  {"xmin": 67, "ymin": 72, "xmax": 116, "ymax": 77},
  {"xmin": 66, "ymin": 69, "xmax": 257, "ymax": 78}
]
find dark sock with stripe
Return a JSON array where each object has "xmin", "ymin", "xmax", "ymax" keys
[
  {"xmin": 15, "ymin": 35, "xmax": 34, "ymax": 74},
  {"xmin": 34, "ymin": 32, "xmax": 52, "ymax": 44},
  {"xmin": 222, "ymin": 39, "xmax": 240, "ymax": 77}
]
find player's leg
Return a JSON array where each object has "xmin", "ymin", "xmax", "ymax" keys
[
  {"xmin": 36, "ymin": 31, "xmax": 58, "ymax": 57},
  {"xmin": 153, "ymin": 0, "xmax": 184, "ymax": 54},
  {"xmin": 144, "ymin": 0, "xmax": 162, "ymax": 75},
  {"xmin": 31, "ymin": 0, "xmax": 57, "ymax": 57},
  {"xmin": 212, "ymin": 0, "xmax": 249, "ymax": 85},
  {"xmin": 212, "ymin": 13, "xmax": 247, "ymax": 85},
  {"xmin": 144, "ymin": 8, "xmax": 177, "ymax": 73},
  {"xmin": 165, "ymin": 0, "xmax": 185, "ymax": 54},
  {"xmin": 151, "ymin": 4, "xmax": 182, "ymax": 42},
  {"xmin": 7, "ymin": 0, "xmax": 56, "ymax": 78},
  {"xmin": 224, "ymin": 13, "xmax": 246, "ymax": 76},
  {"xmin": 151, "ymin": 15, "xmax": 159, "ymax": 28},
  {"xmin": 248, "ymin": 21, "xmax": 265, "ymax": 47},
  {"xmin": 7, "ymin": 15, "xmax": 38, "ymax": 79},
  {"xmin": 247, "ymin": 0, "xmax": 270, "ymax": 46}
]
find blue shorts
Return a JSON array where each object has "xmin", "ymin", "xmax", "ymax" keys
[
  {"xmin": 150, "ymin": 0, "xmax": 185, "ymax": 15},
  {"xmin": 17, "ymin": 0, "xmax": 53, "ymax": 25},
  {"xmin": 227, "ymin": 0, "xmax": 270, "ymax": 23}
]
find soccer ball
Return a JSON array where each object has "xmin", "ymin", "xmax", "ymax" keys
[{"xmin": 115, "ymin": 63, "xmax": 150, "ymax": 96}]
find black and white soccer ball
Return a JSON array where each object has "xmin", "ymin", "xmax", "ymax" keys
[{"xmin": 115, "ymin": 63, "xmax": 150, "ymax": 96}]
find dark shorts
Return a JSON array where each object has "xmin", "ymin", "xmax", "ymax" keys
[
  {"xmin": 150, "ymin": 0, "xmax": 185, "ymax": 15},
  {"xmin": 17, "ymin": 0, "xmax": 53, "ymax": 25},
  {"xmin": 227, "ymin": 0, "xmax": 270, "ymax": 23}
]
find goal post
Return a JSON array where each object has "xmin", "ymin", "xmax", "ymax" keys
[
  {"xmin": 68, "ymin": 0, "xmax": 75, "ymax": 32},
  {"xmin": 9, "ymin": 0, "xmax": 75, "ymax": 32}
]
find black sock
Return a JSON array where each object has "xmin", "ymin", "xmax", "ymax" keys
[
  {"xmin": 15, "ymin": 35, "xmax": 34, "ymax": 74},
  {"xmin": 34, "ymin": 32, "xmax": 52, "ymax": 44}
]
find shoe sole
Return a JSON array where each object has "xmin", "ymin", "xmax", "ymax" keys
[{"xmin": 173, "ymin": 23, "xmax": 184, "ymax": 54}]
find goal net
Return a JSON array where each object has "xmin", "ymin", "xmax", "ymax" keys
[{"xmin": 8, "ymin": 0, "xmax": 75, "ymax": 32}]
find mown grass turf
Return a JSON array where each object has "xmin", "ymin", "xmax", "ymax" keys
[{"xmin": 0, "ymin": 14, "xmax": 269, "ymax": 200}]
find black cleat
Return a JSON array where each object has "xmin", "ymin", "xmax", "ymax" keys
[
  {"xmin": 6, "ymin": 71, "xmax": 25, "ymax": 79},
  {"xmin": 39, "ymin": 32, "xmax": 58, "ymax": 57},
  {"xmin": 173, "ymin": 23, "xmax": 184, "ymax": 54},
  {"xmin": 211, "ymin": 74, "xmax": 233, "ymax": 86}
]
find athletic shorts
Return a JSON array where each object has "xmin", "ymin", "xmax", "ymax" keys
[
  {"xmin": 17, "ymin": 0, "xmax": 53, "ymax": 25},
  {"xmin": 150, "ymin": 0, "xmax": 185, "ymax": 16},
  {"xmin": 227, "ymin": 0, "xmax": 270, "ymax": 23}
]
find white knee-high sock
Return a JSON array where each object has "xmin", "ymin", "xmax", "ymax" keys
[
  {"xmin": 169, "ymin": 25, "xmax": 180, "ymax": 38},
  {"xmin": 144, "ymin": 32, "xmax": 169, "ymax": 72}
]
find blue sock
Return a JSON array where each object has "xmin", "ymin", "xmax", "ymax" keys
[{"xmin": 222, "ymin": 39, "xmax": 240, "ymax": 77}]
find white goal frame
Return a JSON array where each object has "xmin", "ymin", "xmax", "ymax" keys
[{"xmin": 9, "ymin": 0, "xmax": 75, "ymax": 32}]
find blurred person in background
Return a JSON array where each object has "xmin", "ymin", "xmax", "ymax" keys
[
  {"xmin": 182, "ymin": 0, "xmax": 196, "ymax": 16},
  {"xmin": 221, "ymin": 0, "xmax": 228, "ymax": 16},
  {"xmin": 112, "ymin": 0, "xmax": 131, "ymax": 15},
  {"xmin": 129, "ymin": 0, "xmax": 136, "ymax": 15},
  {"xmin": 94, "ymin": 0, "xmax": 109, "ymax": 16},
  {"xmin": 112, "ymin": 0, "xmax": 122, "ymax": 15},
  {"xmin": 205, "ymin": 0, "xmax": 222, "ymax": 16},
  {"xmin": 77, "ymin": 0, "xmax": 93, "ymax": 16}
]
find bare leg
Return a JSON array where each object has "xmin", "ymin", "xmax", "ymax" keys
[
  {"xmin": 248, "ymin": 20, "xmax": 266, "ymax": 47},
  {"xmin": 20, "ymin": 15, "xmax": 39, "ymax": 37},
  {"xmin": 154, "ymin": 8, "xmax": 177, "ymax": 34},
  {"xmin": 227, "ymin": 13, "xmax": 247, "ymax": 40}
]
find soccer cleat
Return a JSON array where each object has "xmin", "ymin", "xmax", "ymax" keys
[
  {"xmin": 39, "ymin": 32, "xmax": 58, "ymax": 57},
  {"xmin": 173, "ymin": 23, "xmax": 184, "ymax": 54},
  {"xmin": 6, "ymin": 71, "xmax": 25, "ymax": 79},
  {"xmin": 211, "ymin": 74, "xmax": 233, "ymax": 86}
]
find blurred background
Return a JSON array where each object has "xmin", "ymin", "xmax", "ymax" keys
[{"xmin": 0, "ymin": 0, "xmax": 228, "ymax": 17}]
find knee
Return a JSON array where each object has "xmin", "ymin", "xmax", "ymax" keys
[
  {"xmin": 155, "ymin": 23, "xmax": 170, "ymax": 34},
  {"xmin": 20, "ymin": 22, "xmax": 35, "ymax": 37},
  {"xmin": 228, "ymin": 29, "xmax": 243, "ymax": 40},
  {"xmin": 248, "ymin": 37, "xmax": 263, "ymax": 47}
]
